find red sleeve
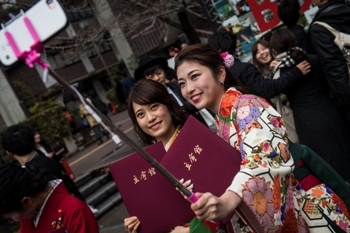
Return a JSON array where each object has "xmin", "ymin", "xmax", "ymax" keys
[{"xmin": 60, "ymin": 197, "xmax": 99, "ymax": 233}]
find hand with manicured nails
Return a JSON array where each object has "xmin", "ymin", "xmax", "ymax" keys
[{"xmin": 190, "ymin": 191, "xmax": 241, "ymax": 221}]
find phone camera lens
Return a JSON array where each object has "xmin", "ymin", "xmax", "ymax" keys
[{"xmin": 46, "ymin": 0, "xmax": 55, "ymax": 8}]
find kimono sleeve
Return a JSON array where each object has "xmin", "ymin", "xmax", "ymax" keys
[
  {"xmin": 222, "ymin": 94, "xmax": 295, "ymax": 199},
  {"xmin": 62, "ymin": 199, "xmax": 99, "ymax": 233}
]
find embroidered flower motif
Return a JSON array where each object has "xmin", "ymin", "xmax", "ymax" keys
[
  {"xmin": 321, "ymin": 200, "xmax": 328, "ymax": 208},
  {"xmin": 263, "ymin": 142, "xmax": 271, "ymax": 153},
  {"xmin": 295, "ymin": 185, "xmax": 306, "ymax": 199},
  {"xmin": 52, "ymin": 215, "xmax": 63, "ymax": 229},
  {"xmin": 311, "ymin": 187, "xmax": 324, "ymax": 199},
  {"xmin": 272, "ymin": 174, "xmax": 281, "ymax": 210},
  {"xmin": 234, "ymin": 95, "xmax": 270, "ymax": 109},
  {"xmin": 236, "ymin": 105, "xmax": 260, "ymax": 130},
  {"xmin": 269, "ymin": 116, "xmax": 287, "ymax": 137},
  {"xmin": 339, "ymin": 220, "xmax": 349, "ymax": 232},
  {"xmin": 241, "ymin": 158, "xmax": 249, "ymax": 165},
  {"xmin": 278, "ymin": 142, "xmax": 290, "ymax": 163},
  {"xmin": 237, "ymin": 105, "xmax": 250, "ymax": 120},
  {"xmin": 274, "ymin": 211, "xmax": 283, "ymax": 226},
  {"xmin": 220, "ymin": 90, "xmax": 240, "ymax": 119},
  {"xmin": 332, "ymin": 192, "xmax": 350, "ymax": 220},
  {"xmin": 329, "ymin": 211, "xmax": 338, "ymax": 221},
  {"xmin": 269, "ymin": 151, "xmax": 278, "ymax": 158},
  {"xmin": 217, "ymin": 121, "xmax": 230, "ymax": 142},
  {"xmin": 242, "ymin": 177, "xmax": 275, "ymax": 232}
]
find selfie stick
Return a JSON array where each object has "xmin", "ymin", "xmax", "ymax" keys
[{"xmin": 3, "ymin": 13, "xmax": 199, "ymax": 203}]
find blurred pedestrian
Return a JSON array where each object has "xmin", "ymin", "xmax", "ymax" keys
[
  {"xmin": 121, "ymin": 72, "xmax": 136, "ymax": 102},
  {"xmin": 270, "ymin": 29, "xmax": 350, "ymax": 180},
  {"xmin": 208, "ymin": 30, "xmax": 308, "ymax": 100},
  {"xmin": 1, "ymin": 125, "xmax": 86, "ymax": 203},
  {"xmin": 278, "ymin": 0, "xmax": 311, "ymax": 52},
  {"xmin": 80, "ymin": 102, "xmax": 109, "ymax": 145}
]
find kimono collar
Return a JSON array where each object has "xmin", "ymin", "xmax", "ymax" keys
[
  {"xmin": 164, "ymin": 126, "xmax": 181, "ymax": 152},
  {"xmin": 33, "ymin": 179, "xmax": 62, "ymax": 227}
]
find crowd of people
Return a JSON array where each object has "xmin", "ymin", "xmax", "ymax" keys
[
  {"xmin": 0, "ymin": 0, "xmax": 350, "ymax": 232},
  {"xmin": 121, "ymin": 0, "xmax": 350, "ymax": 232}
]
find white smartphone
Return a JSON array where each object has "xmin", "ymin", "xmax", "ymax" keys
[{"xmin": 0, "ymin": 0, "xmax": 68, "ymax": 66}]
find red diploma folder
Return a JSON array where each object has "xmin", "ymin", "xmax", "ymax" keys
[
  {"xmin": 161, "ymin": 115, "xmax": 242, "ymax": 224},
  {"xmin": 109, "ymin": 142, "xmax": 195, "ymax": 233}
]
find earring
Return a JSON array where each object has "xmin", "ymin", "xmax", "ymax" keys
[{"xmin": 220, "ymin": 80, "xmax": 224, "ymax": 84}]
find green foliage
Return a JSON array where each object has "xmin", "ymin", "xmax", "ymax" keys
[
  {"xmin": 0, "ymin": 105, "xmax": 71, "ymax": 166},
  {"xmin": 109, "ymin": 65, "xmax": 122, "ymax": 84},
  {"xmin": 105, "ymin": 88, "xmax": 119, "ymax": 105},
  {"xmin": 127, "ymin": 53, "xmax": 139, "ymax": 76},
  {"xmin": 29, "ymin": 98, "xmax": 60, "ymax": 115},
  {"xmin": 11, "ymin": 81, "xmax": 37, "ymax": 108}
]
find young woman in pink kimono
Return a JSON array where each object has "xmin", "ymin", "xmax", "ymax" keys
[{"xmin": 175, "ymin": 43, "xmax": 350, "ymax": 233}]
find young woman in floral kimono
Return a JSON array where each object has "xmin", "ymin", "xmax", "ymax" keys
[
  {"xmin": 175, "ymin": 43, "xmax": 350, "ymax": 233},
  {"xmin": 124, "ymin": 79, "xmax": 226, "ymax": 233}
]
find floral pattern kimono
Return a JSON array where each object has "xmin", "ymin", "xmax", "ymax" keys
[{"xmin": 216, "ymin": 88, "xmax": 350, "ymax": 233}]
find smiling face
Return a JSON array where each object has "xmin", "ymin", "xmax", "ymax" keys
[
  {"xmin": 177, "ymin": 61, "xmax": 225, "ymax": 114},
  {"xmin": 145, "ymin": 68, "xmax": 167, "ymax": 87},
  {"xmin": 132, "ymin": 102, "xmax": 176, "ymax": 145},
  {"xmin": 255, "ymin": 43, "xmax": 272, "ymax": 66}
]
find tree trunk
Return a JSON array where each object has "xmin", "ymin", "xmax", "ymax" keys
[
  {"xmin": 63, "ymin": 134, "xmax": 78, "ymax": 154},
  {"xmin": 177, "ymin": 10, "xmax": 201, "ymax": 44}
]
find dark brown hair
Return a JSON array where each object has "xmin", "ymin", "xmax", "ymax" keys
[
  {"xmin": 127, "ymin": 79, "xmax": 187, "ymax": 145},
  {"xmin": 174, "ymin": 43, "xmax": 250, "ymax": 93},
  {"xmin": 252, "ymin": 39, "xmax": 271, "ymax": 74},
  {"xmin": 269, "ymin": 29, "xmax": 306, "ymax": 63}
]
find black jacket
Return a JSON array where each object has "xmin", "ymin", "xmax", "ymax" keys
[
  {"xmin": 309, "ymin": 0, "xmax": 350, "ymax": 110},
  {"xmin": 287, "ymin": 25, "xmax": 311, "ymax": 53},
  {"xmin": 29, "ymin": 152, "xmax": 86, "ymax": 201},
  {"xmin": 229, "ymin": 59, "xmax": 303, "ymax": 99},
  {"xmin": 280, "ymin": 54, "xmax": 350, "ymax": 180}
]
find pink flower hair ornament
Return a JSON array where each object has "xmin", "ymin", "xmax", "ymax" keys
[{"xmin": 220, "ymin": 52, "xmax": 234, "ymax": 68}]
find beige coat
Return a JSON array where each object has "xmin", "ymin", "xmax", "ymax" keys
[{"xmin": 80, "ymin": 104, "xmax": 98, "ymax": 127}]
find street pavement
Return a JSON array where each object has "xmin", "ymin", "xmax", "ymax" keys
[{"xmin": 67, "ymin": 110, "xmax": 140, "ymax": 233}]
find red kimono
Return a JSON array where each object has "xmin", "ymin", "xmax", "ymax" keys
[{"xmin": 20, "ymin": 183, "xmax": 99, "ymax": 233}]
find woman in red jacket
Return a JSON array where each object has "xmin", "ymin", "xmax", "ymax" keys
[{"xmin": 0, "ymin": 163, "xmax": 99, "ymax": 233}]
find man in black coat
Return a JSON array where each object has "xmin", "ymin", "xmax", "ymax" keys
[
  {"xmin": 1, "ymin": 125, "xmax": 86, "ymax": 202},
  {"xmin": 309, "ymin": 0, "xmax": 350, "ymax": 123},
  {"xmin": 121, "ymin": 72, "xmax": 136, "ymax": 101},
  {"xmin": 277, "ymin": 0, "xmax": 312, "ymax": 53},
  {"xmin": 208, "ymin": 30, "xmax": 307, "ymax": 100}
]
